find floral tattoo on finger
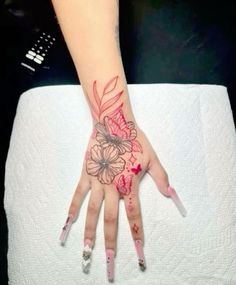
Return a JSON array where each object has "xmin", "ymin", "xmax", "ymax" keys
[{"xmin": 85, "ymin": 75, "xmax": 143, "ymax": 195}]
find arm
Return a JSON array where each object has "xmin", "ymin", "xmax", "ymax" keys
[
  {"xmin": 51, "ymin": 0, "xmax": 186, "ymax": 282},
  {"xmin": 51, "ymin": 0, "xmax": 134, "ymax": 124}
]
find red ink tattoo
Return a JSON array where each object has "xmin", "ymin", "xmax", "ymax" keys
[
  {"xmin": 131, "ymin": 164, "xmax": 142, "ymax": 175},
  {"xmin": 95, "ymin": 109, "xmax": 137, "ymax": 155},
  {"xmin": 85, "ymin": 75, "xmax": 143, "ymax": 185},
  {"xmin": 116, "ymin": 174, "xmax": 133, "ymax": 196},
  {"xmin": 90, "ymin": 75, "xmax": 124, "ymax": 122},
  {"xmin": 132, "ymin": 223, "xmax": 139, "ymax": 234},
  {"xmin": 131, "ymin": 139, "xmax": 143, "ymax": 153},
  {"xmin": 128, "ymin": 204, "xmax": 134, "ymax": 212},
  {"xmin": 129, "ymin": 153, "xmax": 137, "ymax": 165}
]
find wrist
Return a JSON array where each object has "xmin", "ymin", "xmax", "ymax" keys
[{"xmin": 91, "ymin": 104, "xmax": 137, "ymax": 127}]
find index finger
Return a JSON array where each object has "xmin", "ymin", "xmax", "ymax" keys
[{"xmin": 59, "ymin": 178, "xmax": 90, "ymax": 244}]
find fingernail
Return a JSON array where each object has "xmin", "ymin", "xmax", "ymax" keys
[
  {"xmin": 134, "ymin": 240, "xmax": 146, "ymax": 271},
  {"xmin": 167, "ymin": 186, "xmax": 187, "ymax": 217},
  {"xmin": 106, "ymin": 249, "xmax": 115, "ymax": 282},
  {"xmin": 59, "ymin": 214, "xmax": 73, "ymax": 244},
  {"xmin": 82, "ymin": 239, "xmax": 93, "ymax": 273}
]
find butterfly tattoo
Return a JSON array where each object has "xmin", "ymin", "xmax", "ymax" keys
[
  {"xmin": 116, "ymin": 174, "xmax": 133, "ymax": 196},
  {"xmin": 85, "ymin": 75, "xmax": 143, "ymax": 185},
  {"xmin": 131, "ymin": 164, "xmax": 142, "ymax": 175}
]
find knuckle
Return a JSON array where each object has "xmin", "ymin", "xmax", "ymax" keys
[
  {"xmin": 127, "ymin": 209, "xmax": 140, "ymax": 221},
  {"xmin": 70, "ymin": 204, "xmax": 77, "ymax": 215},
  {"xmin": 161, "ymin": 171, "xmax": 169, "ymax": 181},
  {"xmin": 75, "ymin": 186, "xmax": 84, "ymax": 198},
  {"xmin": 152, "ymin": 152, "xmax": 159, "ymax": 163},
  {"xmin": 160, "ymin": 170, "xmax": 169, "ymax": 183},
  {"xmin": 88, "ymin": 201, "xmax": 99, "ymax": 216},
  {"xmin": 84, "ymin": 224, "xmax": 94, "ymax": 234},
  {"xmin": 104, "ymin": 213, "xmax": 117, "ymax": 225},
  {"xmin": 70, "ymin": 186, "xmax": 83, "ymax": 207},
  {"xmin": 126, "ymin": 204, "xmax": 135, "ymax": 213},
  {"xmin": 105, "ymin": 234, "xmax": 115, "ymax": 243}
]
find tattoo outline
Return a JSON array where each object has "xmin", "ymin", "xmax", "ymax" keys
[
  {"xmin": 85, "ymin": 75, "xmax": 143, "ymax": 185},
  {"xmin": 116, "ymin": 174, "xmax": 133, "ymax": 196}
]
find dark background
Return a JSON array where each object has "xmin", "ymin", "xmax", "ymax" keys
[{"xmin": 1, "ymin": 0, "xmax": 235, "ymax": 283}]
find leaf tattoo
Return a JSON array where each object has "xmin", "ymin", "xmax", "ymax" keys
[
  {"xmin": 89, "ymin": 75, "xmax": 124, "ymax": 121},
  {"xmin": 103, "ymin": 75, "xmax": 118, "ymax": 95},
  {"xmin": 86, "ymin": 75, "xmax": 143, "ymax": 185}
]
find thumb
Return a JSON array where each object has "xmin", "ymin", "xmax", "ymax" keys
[
  {"xmin": 147, "ymin": 153, "xmax": 171, "ymax": 197},
  {"xmin": 147, "ymin": 153, "xmax": 187, "ymax": 217}
]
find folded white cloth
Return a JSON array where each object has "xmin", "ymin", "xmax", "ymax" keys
[{"xmin": 4, "ymin": 84, "xmax": 236, "ymax": 285}]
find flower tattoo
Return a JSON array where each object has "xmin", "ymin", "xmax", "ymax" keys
[
  {"xmin": 85, "ymin": 75, "xmax": 143, "ymax": 185},
  {"xmin": 95, "ymin": 112, "xmax": 136, "ymax": 154},
  {"xmin": 86, "ymin": 145, "xmax": 125, "ymax": 184}
]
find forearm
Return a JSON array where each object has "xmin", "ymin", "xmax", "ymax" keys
[{"xmin": 51, "ymin": 0, "xmax": 135, "ymax": 124}]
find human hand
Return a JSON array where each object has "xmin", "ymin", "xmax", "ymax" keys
[{"xmin": 59, "ymin": 76, "xmax": 187, "ymax": 282}]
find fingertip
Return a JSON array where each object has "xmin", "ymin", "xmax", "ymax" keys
[
  {"xmin": 106, "ymin": 249, "xmax": 115, "ymax": 282},
  {"xmin": 59, "ymin": 214, "xmax": 73, "ymax": 244},
  {"xmin": 82, "ymin": 239, "xmax": 93, "ymax": 273},
  {"xmin": 84, "ymin": 238, "xmax": 93, "ymax": 247}
]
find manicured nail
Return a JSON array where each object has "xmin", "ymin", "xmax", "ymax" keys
[
  {"xmin": 167, "ymin": 186, "xmax": 187, "ymax": 217},
  {"xmin": 59, "ymin": 214, "xmax": 73, "ymax": 244},
  {"xmin": 106, "ymin": 249, "xmax": 115, "ymax": 282},
  {"xmin": 82, "ymin": 239, "xmax": 93, "ymax": 273},
  {"xmin": 134, "ymin": 240, "xmax": 146, "ymax": 271}
]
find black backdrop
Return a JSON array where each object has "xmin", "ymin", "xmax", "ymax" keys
[{"xmin": 1, "ymin": 1, "xmax": 235, "ymax": 284}]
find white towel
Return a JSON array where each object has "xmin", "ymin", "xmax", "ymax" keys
[{"xmin": 4, "ymin": 84, "xmax": 236, "ymax": 285}]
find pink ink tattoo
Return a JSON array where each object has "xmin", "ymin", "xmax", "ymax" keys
[
  {"xmin": 131, "ymin": 139, "xmax": 143, "ymax": 153},
  {"xmin": 95, "ymin": 109, "xmax": 137, "ymax": 154},
  {"xmin": 131, "ymin": 164, "xmax": 142, "ymax": 175},
  {"xmin": 129, "ymin": 153, "xmax": 137, "ymax": 165},
  {"xmin": 115, "ymin": 174, "xmax": 133, "ymax": 196},
  {"xmin": 85, "ymin": 75, "xmax": 143, "ymax": 185}
]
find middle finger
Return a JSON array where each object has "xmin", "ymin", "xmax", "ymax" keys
[
  {"xmin": 104, "ymin": 185, "xmax": 120, "ymax": 282},
  {"xmin": 123, "ymin": 182, "xmax": 146, "ymax": 271}
]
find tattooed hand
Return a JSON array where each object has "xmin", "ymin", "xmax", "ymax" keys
[{"xmin": 59, "ymin": 75, "xmax": 187, "ymax": 282}]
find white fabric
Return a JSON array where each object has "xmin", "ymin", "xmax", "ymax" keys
[{"xmin": 4, "ymin": 84, "xmax": 236, "ymax": 285}]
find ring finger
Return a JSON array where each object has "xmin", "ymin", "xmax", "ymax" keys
[{"xmin": 123, "ymin": 182, "xmax": 146, "ymax": 271}]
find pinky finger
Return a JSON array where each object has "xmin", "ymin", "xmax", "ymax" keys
[{"xmin": 59, "ymin": 179, "xmax": 90, "ymax": 244}]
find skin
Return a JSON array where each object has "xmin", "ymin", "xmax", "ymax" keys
[{"xmin": 51, "ymin": 0, "xmax": 172, "ymax": 274}]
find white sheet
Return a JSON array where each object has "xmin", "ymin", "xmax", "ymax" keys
[{"xmin": 4, "ymin": 84, "xmax": 236, "ymax": 285}]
